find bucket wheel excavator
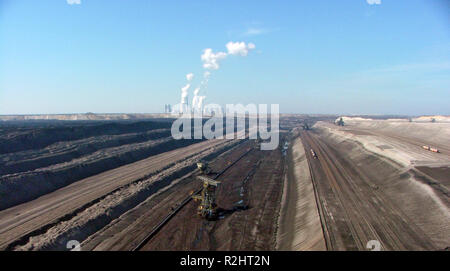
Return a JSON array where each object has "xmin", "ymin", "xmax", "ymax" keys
[{"xmin": 192, "ymin": 176, "xmax": 221, "ymax": 220}]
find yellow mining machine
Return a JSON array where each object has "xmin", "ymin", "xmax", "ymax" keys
[
  {"xmin": 192, "ymin": 176, "xmax": 221, "ymax": 219},
  {"xmin": 196, "ymin": 161, "xmax": 211, "ymax": 174},
  {"xmin": 336, "ymin": 117, "xmax": 345, "ymax": 126}
]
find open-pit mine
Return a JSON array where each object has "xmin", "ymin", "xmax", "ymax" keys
[{"xmin": 0, "ymin": 115, "xmax": 448, "ymax": 251}]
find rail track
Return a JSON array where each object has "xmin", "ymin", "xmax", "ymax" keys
[
  {"xmin": 356, "ymin": 128, "xmax": 450, "ymax": 156},
  {"xmin": 131, "ymin": 144, "xmax": 254, "ymax": 251},
  {"xmin": 301, "ymin": 130, "xmax": 436, "ymax": 250},
  {"xmin": 301, "ymin": 133, "xmax": 333, "ymax": 250}
]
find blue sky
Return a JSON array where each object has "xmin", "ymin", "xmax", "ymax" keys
[{"xmin": 0, "ymin": 0, "xmax": 449, "ymax": 115}]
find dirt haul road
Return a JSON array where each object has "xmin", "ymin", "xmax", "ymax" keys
[
  {"xmin": 302, "ymin": 131, "xmax": 440, "ymax": 250},
  {"xmin": 0, "ymin": 139, "xmax": 232, "ymax": 250},
  {"xmin": 82, "ymin": 141, "xmax": 258, "ymax": 250},
  {"xmin": 80, "ymin": 139, "xmax": 285, "ymax": 251},
  {"xmin": 139, "ymin": 140, "xmax": 283, "ymax": 251}
]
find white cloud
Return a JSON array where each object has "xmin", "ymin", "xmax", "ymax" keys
[
  {"xmin": 186, "ymin": 73, "xmax": 194, "ymax": 81},
  {"xmin": 67, "ymin": 0, "xmax": 81, "ymax": 5},
  {"xmin": 201, "ymin": 42, "xmax": 256, "ymax": 70},
  {"xmin": 201, "ymin": 48, "xmax": 227, "ymax": 70},
  {"xmin": 366, "ymin": 0, "xmax": 381, "ymax": 5},
  {"xmin": 226, "ymin": 41, "xmax": 256, "ymax": 56}
]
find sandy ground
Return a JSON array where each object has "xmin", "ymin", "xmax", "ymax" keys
[
  {"xmin": 277, "ymin": 130, "xmax": 326, "ymax": 251},
  {"xmin": 15, "ymin": 140, "xmax": 239, "ymax": 250},
  {"xmin": 76, "ymin": 138, "xmax": 285, "ymax": 251},
  {"xmin": 320, "ymin": 121, "xmax": 450, "ymax": 167},
  {"xmin": 312, "ymin": 120, "xmax": 450, "ymax": 249},
  {"xmin": 0, "ymin": 139, "xmax": 233, "ymax": 250},
  {"xmin": 0, "ymin": 120, "xmax": 197, "ymax": 211},
  {"xmin": 138, "ymin": 139, "xmax": 284, "ymax": 251},
  {"xmin": 3, "ymin": 116, "xmax": 447, "ymax": 251}
]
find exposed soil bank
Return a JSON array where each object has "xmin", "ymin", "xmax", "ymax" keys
[
  {"xmin": 338, "ymin": 118, "xmax": 450, "ymax": 152},
  {"xmin": 14, "ymin": 140, "xmax": 240, "ymax": 251},
  {"xmin": 416, "ymin": 166, "xmax": 450, "ymax": 188},
  {"xmin": 0, "ymin": 120, "xmax": 173, "ymax": 154},
  {"xmin": 0, "ymin": 138, "xmax": 199, "ymax": 210},
  {"xmin": 85, "ymin": 139, "xmax": 285, "ymax": 251},
  {"xmin": 0, "ymin": 129, "xmax": 172, "ymax": 175},
  {"xmin": 277, "ymin": 130, "xmax": 326, "ymax": 251},
  {"xmin": 314, "ymin": 124, "xmax": 450, "ymax": 250}
]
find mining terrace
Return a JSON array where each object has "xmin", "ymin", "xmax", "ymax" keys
[{"xmin": 0, "ymin": 115, "xmax": 448, "ymax": 251}]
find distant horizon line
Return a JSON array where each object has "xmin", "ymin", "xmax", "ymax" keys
[{"xmin": 0, "ymin": 112, "xmax": 448, "ymax": 118}]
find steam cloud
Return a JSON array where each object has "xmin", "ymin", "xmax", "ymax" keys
[
  {"xmin": 226, "ymin": 41, "xmax": 256, "ymax": 56},
  {"xmin": 366, "ymin": 0, "xmax": 381, "ymax": 5},
  {"xmin": 201, "ymin": 49, "xmax": 227, "ymax": 70},
  {"xmin": 67, "ymin": 0, "xmax": 81, "ymax": 4},
  {"xmin": 180, "ymin": 83, "xmax": 190, "ymax": 105},
  {"xmin": 179, "ymin": 42, "xmax": 255, "ymax": 113},
  {"xmin": 186, "ymin": 73, "xmax": 194, "ymax": 81},
  {"xmin": 180, "ymin": 72, "xmax": 194, "ymax": 106}
]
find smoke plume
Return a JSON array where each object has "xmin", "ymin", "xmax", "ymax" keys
[
  {"xmin": 181, "ymin": 83, "xmax": 190, "ymax": 105},
  {"xmin": 201, "ymin": 49, "xmax": 227, "ymax": 70},
  {"xmin": 178, "ymin": 42, "xmax": 255, "ymax": 113}
]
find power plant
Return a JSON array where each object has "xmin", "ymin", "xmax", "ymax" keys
[{"xmin": 164, "ymin": 104, "xmax": 172, "ymax": 113}]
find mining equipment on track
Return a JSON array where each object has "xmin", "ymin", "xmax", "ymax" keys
[
  {"xmin": 192, "ymin": 175, "xmax": 221, "ymax": 219},
  {"xmin": 422, "ymin": 145, "xmax": 440, "ymax": 153},
  {"xmin": 311, "ymin": 149, "xmax": 318, "ymax": 159},
  {"xmin": 197, "ymin": 161, "xmax": 211, "ymax": 174},
  {"xmin": 336, "ymin": 117, "xmax": 345, "ymax": 126}
]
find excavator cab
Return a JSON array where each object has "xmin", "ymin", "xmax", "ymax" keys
[{"xmin": 196, "ymin": 161, "xmax": 211, "ymax": 174}]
